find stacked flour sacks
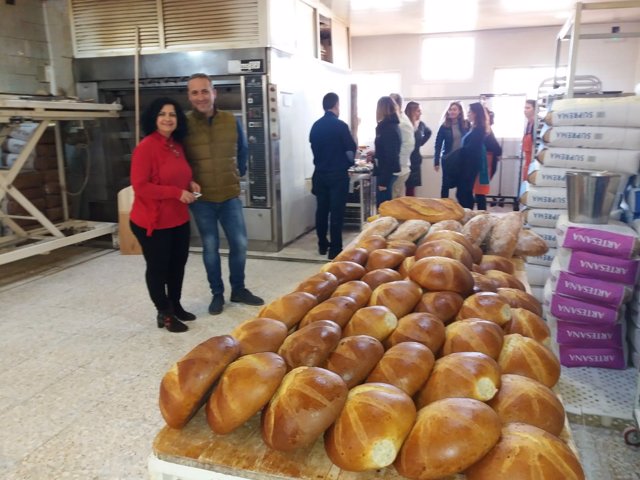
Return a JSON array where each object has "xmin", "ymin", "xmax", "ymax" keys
[
  {"xmin": 521, "ymin": 96, "xmax": 640, "ymax": 303},
  {"xmin": 156, "ymin": 197, "xmax": 584, "ymax": 480},
  {"xmin": 543, "ymin": 214, "xmax": 640, "ymax": 369}
]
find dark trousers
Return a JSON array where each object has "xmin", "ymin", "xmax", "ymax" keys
[
  {"xmin": 456, "ymin": 165, "xmax": 480, "ymax": 209},
  {"xmin": 475, "ymin": 194, "xmax": 487, "ymax": 210},
  {"xmin": 312, "ymin": 171, "xmax": 349, "ymax": 255},
  {"xmin": 130, "ymin": 220, "xmax": 190, "ymax": 312}
]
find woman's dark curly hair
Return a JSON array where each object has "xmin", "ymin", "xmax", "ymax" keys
[{"xmin": 141, "ymin": 97, "xmax": 188, "ymax": 142}]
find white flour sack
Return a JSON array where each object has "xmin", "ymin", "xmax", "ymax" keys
[
  {"xmin": 541, "ymin": 125, "xmax": 640, "ymax": 150},
  {"xmin": 519, "ymin": 185, "xmax": 567, "ymax": 209},
  {"xmin": 544, "ymin": 95, "xmax": 640, "ymax": 128},
  {"xmin": 524, "ymin": 208, "xmax": 563, "ymax": 228},
  {"xmin": 537, "ymin": 146, "xmax": 640, "ymax": 175}
]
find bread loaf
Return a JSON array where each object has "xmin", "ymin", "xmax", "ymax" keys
[
  {"xmin": 485, "ymin": 269, "xmax": 526, "ymax": 291},
  {"xmin": 414, "ymin": 291, "xmax": 464, "ymax": 323},
  {"xmin": 324, "ymin": 383, "xmax": 417, "ymax": 471},
  {"xmin": 159, "ymin": 335, "xmax": 240, "ymax": 428},
  {"xmin": 498, "ymin": 333, "xmax": 560, "ymax": 388},
  {"xmin": 416, "ymin": 352, "xmax": 501, "ymax": 407},
  {"xmin": 395, "ymin": 398, "xmax": 502, "ymax": 480},
  {"xmin": 299, "ymin": 295, "xmax": 360, "ymax": 328},
  {"xmin": 379, "ymin": 197, "xmax": 465, "ymax": 222},
  {"xmin": 504, "ymin": 308, "xmax": 551, "ymax": 345},
  {"xmin": 386, "ymin": 219, "xmax": 431, "ymax": 242},
  {"xmin": 397, "ymin": 256, "xmax": 416, "ymax": 278},
  {"xmin": 423, "ymin": 229, "xmax": 482, "ymax": 263},
  {"xmin": 487, "ymin": 211, "xmax": 524, "ymax": 257},
  {"xmin": 462, "ymin": 214, "xmax": 495, "ymax": 246},
  {"xmin": 429, "ymin": 219, "xmax": 463, "ymax": 233},
  {"xmin": 415, "ymin": 239, "xmax": 473, "ymax": 269},
  {"xmin": 361, "ymin": 268, "xmax": 403, "ymax": 290},
  {"xmin": 476, "ymin": 254, "xmax": 515, "ymax": 274},
  {"xmin": 471, "ymin": 271, "xmax": 498, "ymax": 293},
  {"xmin": 277, "ymin": 320, "xmax": 342, "ymax": 369},
  {"xmin": 333, "ymin": 247, "xmax": 369, "ymax": 266},
  {"xmin": 497, "ymin": 287, "xmax": 543, "ymax": 316},
  {"xmin": 442, "ymin": 318, "xmax": 505, "ymax": 359},
  {"xmin": 369, "ymin": 279, "xmax": 423, "ymax": 318},
  {"xmin": 461, "ymin": 207, "xmax": 477, "ymax": 224},
  {"xmin": 258, "ymin": 291, "xmax": 318, "ymax": 329},
  {"xmin": 231, "ymin": 317, "xmax": 289, "ymax": 355},
  {"xmin": 320, "ymin": 260, "xmax": 366, "ymax": 284},
  {"xmin": 465, "ymin": 423, "xmax": 585, "ymax": 480},
  {"xmin": 514, "ymin": 228, "xmax": 550, "ymax": 257},
  {"xmin": 365, "ymin": 248, "xmax": 406, "ymax": 271},
  {"xmin": 206, "ymin": 352, "xmax": 286, "ymax": 434},
  {"xmin": 487, "ymin": 374, "xmax": 565, "ymax": 436},
  {"xmin": 356, "ymin": 234, "xmax": 387, "ymax": 252},
  {"xmin": 366, "ymin": 341, "xmax": 435, "ymax": 396},
  {"xmin": 409, "ymin": 256, "xmax": 474, "ymax": 296},
  {"xmin": 295, "ymin": 271, "xmax": 339, "ymax": 302},
  {"xmin": 385, "ymin": 312, "xmax": 446, "ymax": 354},
  {"xmin": 324, "ymin": 335, "xmax": 384, "ymax": 388},
  {"xmin": 261, "ymin": 366, "xmax": 348, "ymax": 451},
  {"xmin": 386, "ymin": 239, "xmax": 417, "ymax": 257},
  {"xmin": 330, "ymin": 280, "xmax": 372, "ymax": 308},
  {"xmin": 355, "ymin": 216, "xmax": 399, "ymax": 242},
  {"xmin": 343, "ymin": 305, "xmax": 398, "ymax": 341},
  {"xmin": 457, "ymin": 292, "xmax": 512, "ymax": 326}
]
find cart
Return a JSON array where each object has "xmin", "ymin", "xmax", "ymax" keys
[{"xmin": 623, "ymin": 370, "xmax": 640, "ymax": 446}]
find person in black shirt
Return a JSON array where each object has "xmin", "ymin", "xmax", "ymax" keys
[{"xmin": 309, "ymin": 92, "xmax": 357, "ymax": 259}]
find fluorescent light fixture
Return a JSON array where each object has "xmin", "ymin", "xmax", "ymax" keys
[
  {"xmin": 501, "ymin": 0, "xmax": 574, "ymax": 12},
  {"xmin": 422, "ymin": 0, "xmax": 478, "ymax": 33},
  {"xmin": 187, "ymin": 51, "xmax": 203, "ymax": 57},
  {"xmin": 351, "ymin": 0, "xmax": 406, "ymax": 11}
]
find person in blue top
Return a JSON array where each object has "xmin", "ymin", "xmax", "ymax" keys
[{"xmin": 309, "ymin": 92, "xmax": 357, "ymax": 259}]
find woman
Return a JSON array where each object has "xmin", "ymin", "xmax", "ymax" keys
[
  {"xmin": 456, "ymin": 102, "xmax": 490, "ymax": 209},
  {"xmin": 373, "ymin": 96, "xmax": 401, "ymax": 207},
  {"xmin": 130, "ymin": 97, "xmax": 201, "ymax": 333},
  {"xmin": 474, "ymin": 110, "xmax": 502, "ymax": 210},
  {"xmin": 522, "ymin": 99, "xmax": 536, "ymax": 181},
  {"xmin": 434, "ymin": 101, "xmax": 469, "ymax": 198},
  {"xmin": 404, "ymin": 101, "xmax": 432, "ymax": 197}
]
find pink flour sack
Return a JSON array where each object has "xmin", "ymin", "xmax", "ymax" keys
[
  {"xmin": 550, "ymin": 292, "xmax": 622, "ymax": 326},
  {"xmin": 555, "ymin": 214, "xmax": 640, "ymax": 259},
  {"xmin": 554, "ymin": 271, "xmax": 630, "ymax": 308},
  {"xmin": 555, "ymin": 320, "xmax": 626, "ymax": 348},
  {"xmin": 551, "ymin": 248, "xmax": 640, "ymax": 285},
  {"xmin": 559, "ymin": 345, "xmax": 627, "ymax": 369}
]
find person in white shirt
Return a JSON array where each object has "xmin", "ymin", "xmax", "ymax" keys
[{"xmin": 389, "ymin": 93, "xmax": 415, "ymax": 198}]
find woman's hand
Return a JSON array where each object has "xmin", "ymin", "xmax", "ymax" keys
[
  {"xmin": 179, "ymin": 190, "xmax": 197, "ymax": 204},
  {"xmin": 434, "ymin": 165, "xmax": 440, "ymax": 172},
  {"xmin": 190, "ymin": 181, "xmax": 201, "ymax": 194}
]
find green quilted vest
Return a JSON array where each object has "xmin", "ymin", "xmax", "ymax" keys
[{"xmin": 184, "ymin": 109, "xmax": 240, "ymax": 202}]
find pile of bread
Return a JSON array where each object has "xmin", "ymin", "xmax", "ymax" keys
[{"xmin": 159, "ymin": 198, "xmax": 582, "ymax": 480}]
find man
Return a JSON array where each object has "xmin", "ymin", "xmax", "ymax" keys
[
  {"xmin": 389, "ymin": 93, "xmax": 415, "ymax": 199},
  {"xmin": 309, "ymin": 92, "xmax": 357, "ymax": 260},
  {"xmin": 184, "ymin": 73, "xmax": 264, "ymax": 315}
]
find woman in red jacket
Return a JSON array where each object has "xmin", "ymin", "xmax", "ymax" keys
[{"xmin": 130, "ymin": 97, "xmax": 201, "ymax": 333}]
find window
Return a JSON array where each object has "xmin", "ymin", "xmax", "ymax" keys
[
  {"xmin": 421, "ymin": 37, "xmax": 475, "ymax": 81},
  {"xmin": 490, "ymin": 66, "xmax": 567, "ymax": 138}
]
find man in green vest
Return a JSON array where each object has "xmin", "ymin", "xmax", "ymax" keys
[{"xmin": 184, "ymin": 73, "xmax": 264, "ymax": 315}]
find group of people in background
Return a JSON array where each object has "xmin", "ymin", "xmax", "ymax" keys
[{"xmin": 129, "ymin": 74, "xmax": 264, "ymax": 334}]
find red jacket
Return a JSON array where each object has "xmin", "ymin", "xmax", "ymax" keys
[{"xmin": 130, "ymin": 131, "xmax": 192, "ymax": 235}]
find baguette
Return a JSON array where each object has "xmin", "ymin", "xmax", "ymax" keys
[
  {"xmin": 379, "ymin": 197, "xmax": 465, "ymax": 222},
  {"xmin": 386, "ymin": 219, "xmax": 431, "ymax": 242}
]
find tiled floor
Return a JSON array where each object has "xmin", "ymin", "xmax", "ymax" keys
[{"xmin": 0, "ymin": 231, "xmax": 639, "ymax": 479}]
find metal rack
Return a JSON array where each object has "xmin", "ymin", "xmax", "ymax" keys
[
  {"xmin": 344, "ymin": 171, "xmax": 375, "ymax": 227},
  {"xmin": 0, "ymin": 95, "xmax": 121, "ymax": 265}
]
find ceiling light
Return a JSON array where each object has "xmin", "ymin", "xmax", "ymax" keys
[
  {"xmin": 501, "ymin": 0, "xmax": 574, "ymax": 12},
  {"xmin": 351, "ymin": 0, "xmax": 406, "ymax": 11},
  {"xmin": 422, "ymin": 0, "xmax": 478, "ymax": 33}
]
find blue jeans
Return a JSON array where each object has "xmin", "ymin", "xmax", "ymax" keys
[
  {"xmin": 190, "ymin": 197, "xmax": 247, "ymax": 296},
  {"xmin": 376, "ymin": 176, "xmax": 397, "ymax": 207}
]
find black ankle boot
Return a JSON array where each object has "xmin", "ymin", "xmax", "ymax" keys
[
  {"xmin": 156, "ymin": 311, "xmax": 188, "ymax": 333},
  {"xmin": 170, "ymin": 302, "xmax": 196, "ymax": 321}
]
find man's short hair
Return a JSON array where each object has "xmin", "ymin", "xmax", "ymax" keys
[
  {"xmin": 322, "ymin": 92, "xmax": 339, "ymax": 111},
  {"xmin": 187, "ymin": 73, "xmax": 212, "ymax": 86}
]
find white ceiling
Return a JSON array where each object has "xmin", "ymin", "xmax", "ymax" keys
[{"xmin": 346, "ymin": 0, "xmax": 640, "ymax": 37}]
